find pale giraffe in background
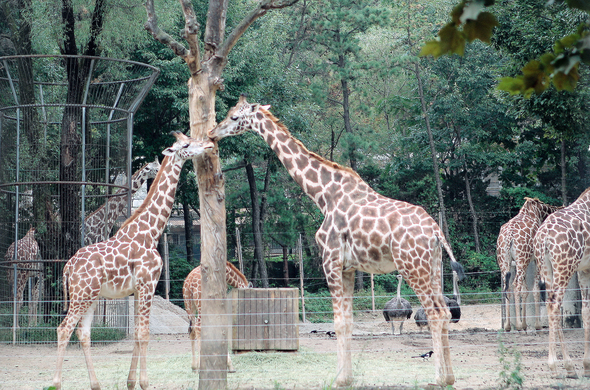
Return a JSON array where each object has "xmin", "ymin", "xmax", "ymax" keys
[
  {"xmin": 183, "ymin": 261, "xmax": 250, "ymax": 373},
  {"xmin": 52, "ymin": 132, "xmax": 213, "ymax": 390},
  {"xmin": 209, "ymin": 95, "xmax": 464, "ymax": 387},
  {"xmin": 496, "ymin": 197, "xmax": 560, "ymax": 332},
  {"xmin": 534, "ymin": 187, "xmax": 590, "ymax": 379},
  {"xmin": 83, "ymin": 158, "xmax": 160, "ymax": 245},
  {"xmin": 4, "ymin": 226, "xmax": 42, "ymax": 328}
]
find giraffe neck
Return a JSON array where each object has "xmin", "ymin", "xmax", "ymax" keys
[
  {"xmin": 118, "ymin": 155, "xmax": 183, "ymax": 244},
  {"xmin": 83, "ymin": 164, "xmax": 154, "ymax": 244},
  {"xmin": 226, "ymin": 262, "xmax": 249, "ymax": 288},
  {"xmin": 572, "ymin": 187, "xmax": 590, "ymax": 210},
  {"xmin": 521, "ymin": 201, "xmax": 554, "ymax": 224},
  {"xmin": 251, "ymin": 110, "xmax": 371, "ymax": 214}
]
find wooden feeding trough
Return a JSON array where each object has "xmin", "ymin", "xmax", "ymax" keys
[{"xmin": 231, "ymin": 288, "xmax": 299, "ymax": 351}]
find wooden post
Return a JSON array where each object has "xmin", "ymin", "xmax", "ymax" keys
[
  {"xmin": 236, "ymin": 227, "xmax": 243, "ymax": 274},
  {"xmin": 370, "ymin": 273, "xmax": 375, "ymax": 312},
  {"xmin": 298, "ymin": 234, "xmax": 306, "ymax": 323},
  {"xmin": 163, "ymin": 233, "xmax": 170, "ymax": 301}
]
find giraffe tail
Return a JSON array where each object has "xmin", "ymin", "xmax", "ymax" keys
[
  {"xmin": 439, "ymin": 233, "xmax": 465, "ymax": 281},
  {"xmin": 61, "ymin": 264, "xmax": 70, "ymax": 316},
  {"xmin": 539, "ymin": 280, "xmax": 546, "ymax": 302}
]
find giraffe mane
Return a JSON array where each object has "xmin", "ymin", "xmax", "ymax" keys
[
  {"xmin": 120, "ymin": 155, "xmax": 172, "ymax": 230},
  {"xmin": 261, "ymin": 109, "xmax": 363, "ymax": 180},
  {"xmin": 575, "ymin": 186, "xmax": 590, "ymax": 201},
  {"xmin": 227, "ymin": 261, "xmax": 248, "ymax": 285}
]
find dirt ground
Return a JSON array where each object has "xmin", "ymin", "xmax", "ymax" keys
[{"xmin": 2, "ymin": 303, "xmax": 590, "ymax": 390}]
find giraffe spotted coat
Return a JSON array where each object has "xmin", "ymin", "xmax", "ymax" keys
[{"xmin": 209, "ymin": 95, "xmax": 464, "ymax": 387}]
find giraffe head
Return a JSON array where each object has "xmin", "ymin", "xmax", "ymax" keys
[
  {"xmin": 142, "ymin": 157, "xmax": 161, "ymax": 179},
  {"xmin": 208, "ymin": 95, "xmax": 270, "ymax": 141},
  {"xmin": 162, "ymin": 131, "xmax": 214, "ymax": 160}
]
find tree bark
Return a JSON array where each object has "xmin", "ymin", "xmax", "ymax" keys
[
  {"xmin": 145, "ymin": 1, "xmax": 300, "ymax": 387},
  {"xmin": 413, "ymin": 62, "xmax": 450, "ymax": 240},
  {"xmin": 463, "ymin": 166, "xmax": 481, "ymax": 253},
  {"xmin": 182, "ymin": 200, "xmax": 194, "ymax": 264},
  {"xmin": 245, "ymin": 161, "xmax": 270, "ymax": 288}
]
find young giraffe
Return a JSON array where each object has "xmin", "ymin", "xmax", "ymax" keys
[
  {"xmin": 534, "ymin": 187, "xmax": 590, "ymax": 379},
  {"xmin": 52, "ymin": 132, "xmax": 213, "ymax": 390},
  {"xmin": 4, "ymin": 226, "xmax": 42, "ymax": 327},
  {"xmin": 183, "ymin": 261, "xmax": 250, "ymax": 373},
  {"xmin": 83, "ymin": 158, "xmax": 161, "ymax": 245},
  {"xmin": 496, "ymin": 197, "xmax": 560, "ymax": 332},
  {"xmin": 209, "ymin": 95, "xmax": 464, "ymax": 387}
]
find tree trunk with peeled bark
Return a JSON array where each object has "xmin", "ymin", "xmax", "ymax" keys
[{"xmin": 144, "ymin": 0, "xmax": 299, "ymax": 387}]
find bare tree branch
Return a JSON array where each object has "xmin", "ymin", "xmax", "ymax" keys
[
  {"xmin": 179, "ymin": 0, "xmax": 201, "ymax": 74},
  {"xmin": 217, "ymin": 0, "xmax": 299, "ymax": 61},
  {"xmin": 144, "ymin": 0, "xmax": 189, "ymax": 61}
]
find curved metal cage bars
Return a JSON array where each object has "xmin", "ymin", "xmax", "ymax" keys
[{"xmin": 0, "ymin": 56, "xmax": 159, "ymax": 340}]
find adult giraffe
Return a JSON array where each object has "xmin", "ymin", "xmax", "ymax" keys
[
  {"xmin": 496, "ymin": 197, "xmax": 560, "ymax": 332},
  {"xmin": 534, "ymin": 187, "xmax": 590, "ymax": 379},
  {"xmin": 83, "ymin": 158, "xmax": 161, "ymax": 245},
  {"xmin": 4, "ymin": 226, "xmax": 42, "ymax": 327},
  {"xmin": 183, "ymin": 261, "xmax": 250, "ymax": 373},
  {"xmin": 209, "ymin": 95, "xmax": 464, "ymax": 387},
  {"xmin": 52, "ymin": 132, "xmax": 213, "ymax": 390}
]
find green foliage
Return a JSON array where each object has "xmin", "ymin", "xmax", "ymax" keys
[
  {"xmin": 420, "ymin": 1, "xmax": 498, "ymax": 58},
  {"xmin": 497, "ymin": 331, "xmax": 524, "ymax": 389}
]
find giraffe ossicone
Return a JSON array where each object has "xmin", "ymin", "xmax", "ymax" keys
[
  {"xmin": 534, "ymin": 187, "xmax": 590, "ymax": 379},
  {"xmin": 496, "ymin": 197, "xmax": 560, "ymax": 332},
  {"xmin": 52, "ymin": 131, "xmax": 213, "ymax": 390},
  {"xmin": 183, "ymin": 261, "xmax": 250, "ymax": 373},
  {"xmin": 210, "ymin": 95, "xmax": 465, "ymax": 387}
]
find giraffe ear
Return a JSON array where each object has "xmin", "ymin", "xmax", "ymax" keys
[
  {"xmin": 162, "ymin": 147, "xmax": 176, "ymax": 156},
  {"xmin": 260, "ymin": 104, "xmax": 271, "ymax": 111}
]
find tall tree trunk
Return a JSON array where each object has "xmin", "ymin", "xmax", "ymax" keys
[
  {"xmin": 187, "ymin": 74, "xmax": 228, "ymax": 388},
  {"xmin": 245, "ymin": 161, "xmax": 270, "ymax": 288},
  {"xmin": 145, "ymin": 1, "xmax": 300, "ymax": 386},
  {"xmin": 463, "ymin": 165, "xmax": 481, "ymax": 253},
  {"xmin": 413, "ymin": 62, "xmax": 450, "ymax": 240},
  {"xmin": 182, "ymin": 200, "xmax": 194, "ymax": 264},
  {"xmin": 283, "ymin": 245, "xmax": 290, "ymax": 286}
]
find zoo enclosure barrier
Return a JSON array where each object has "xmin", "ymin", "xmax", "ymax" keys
[{"xmin": 0, "ymin": 55, "xmax": 159, "ymax": 343}]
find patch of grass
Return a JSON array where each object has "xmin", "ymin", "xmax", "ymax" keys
[
  {"xmin": 0, "ymin": 322, "xmax": 126, "ymax": 344},
  {"xmin": 497, "ymin": 330, "xmax": 523, "ymax": 390}
]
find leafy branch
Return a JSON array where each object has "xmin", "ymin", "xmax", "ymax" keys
[{"xmin": 421, "ymin": 0, "xmax": 590, "ymax": 97}]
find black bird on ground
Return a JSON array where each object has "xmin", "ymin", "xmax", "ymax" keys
[
  {"xmin": 414, "ymin": 270, "xmax": 462, "ymax": 332},
  {"xmin": 412, "ymin": 351, "xmax": 434, "ymax": 360}
]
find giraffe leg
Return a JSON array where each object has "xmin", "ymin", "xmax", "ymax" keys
[
  {"xmin": 533, "ymin": 272, "xmax": 542, "ymax": 331},
  {"xmin": 190, "ymin": 314, "xmax": 201, "ymax": 372},
  {"xmin": 29, "ymin": 276, "xmax": 40, "ymax": 327},
  {"xmin": 127, "ymin": 288, "xmax": 155, "ymax": 390},
  {"xmin": 76, "ymin": 301, "xmax": 100, "ymax": 390},
  {"xmin": 329, "ymin": 269, "xmax": 355, "ymax": 387},
  {"xmin": 547, "ymin": 287, "xmax": 577, "ymax": 378},
  {"xmin": 577, "ymin": 270, "xmax": 590, "ymax": 377},
  {"xmin": 503, "ymin": 273, "xmax": 513, "ymax": 332},
  {"xmin": 514, "ymin": 270, "xmax": 526, "ymax": 331},
  {"xmin": 426, "ymin": 299, "xmax": 454, "ymax": 386},
  {"xmin": 13, "ymin": 272, "xmax": 28, "ymax": 329},
  {"xmin": 52, "ymin": 299, "xmax": 95, "ymax": 390}
]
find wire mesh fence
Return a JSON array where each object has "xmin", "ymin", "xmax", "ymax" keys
[{"xmin": 0, "ymin": 55, "xmax": 158, "ymax": 344}]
